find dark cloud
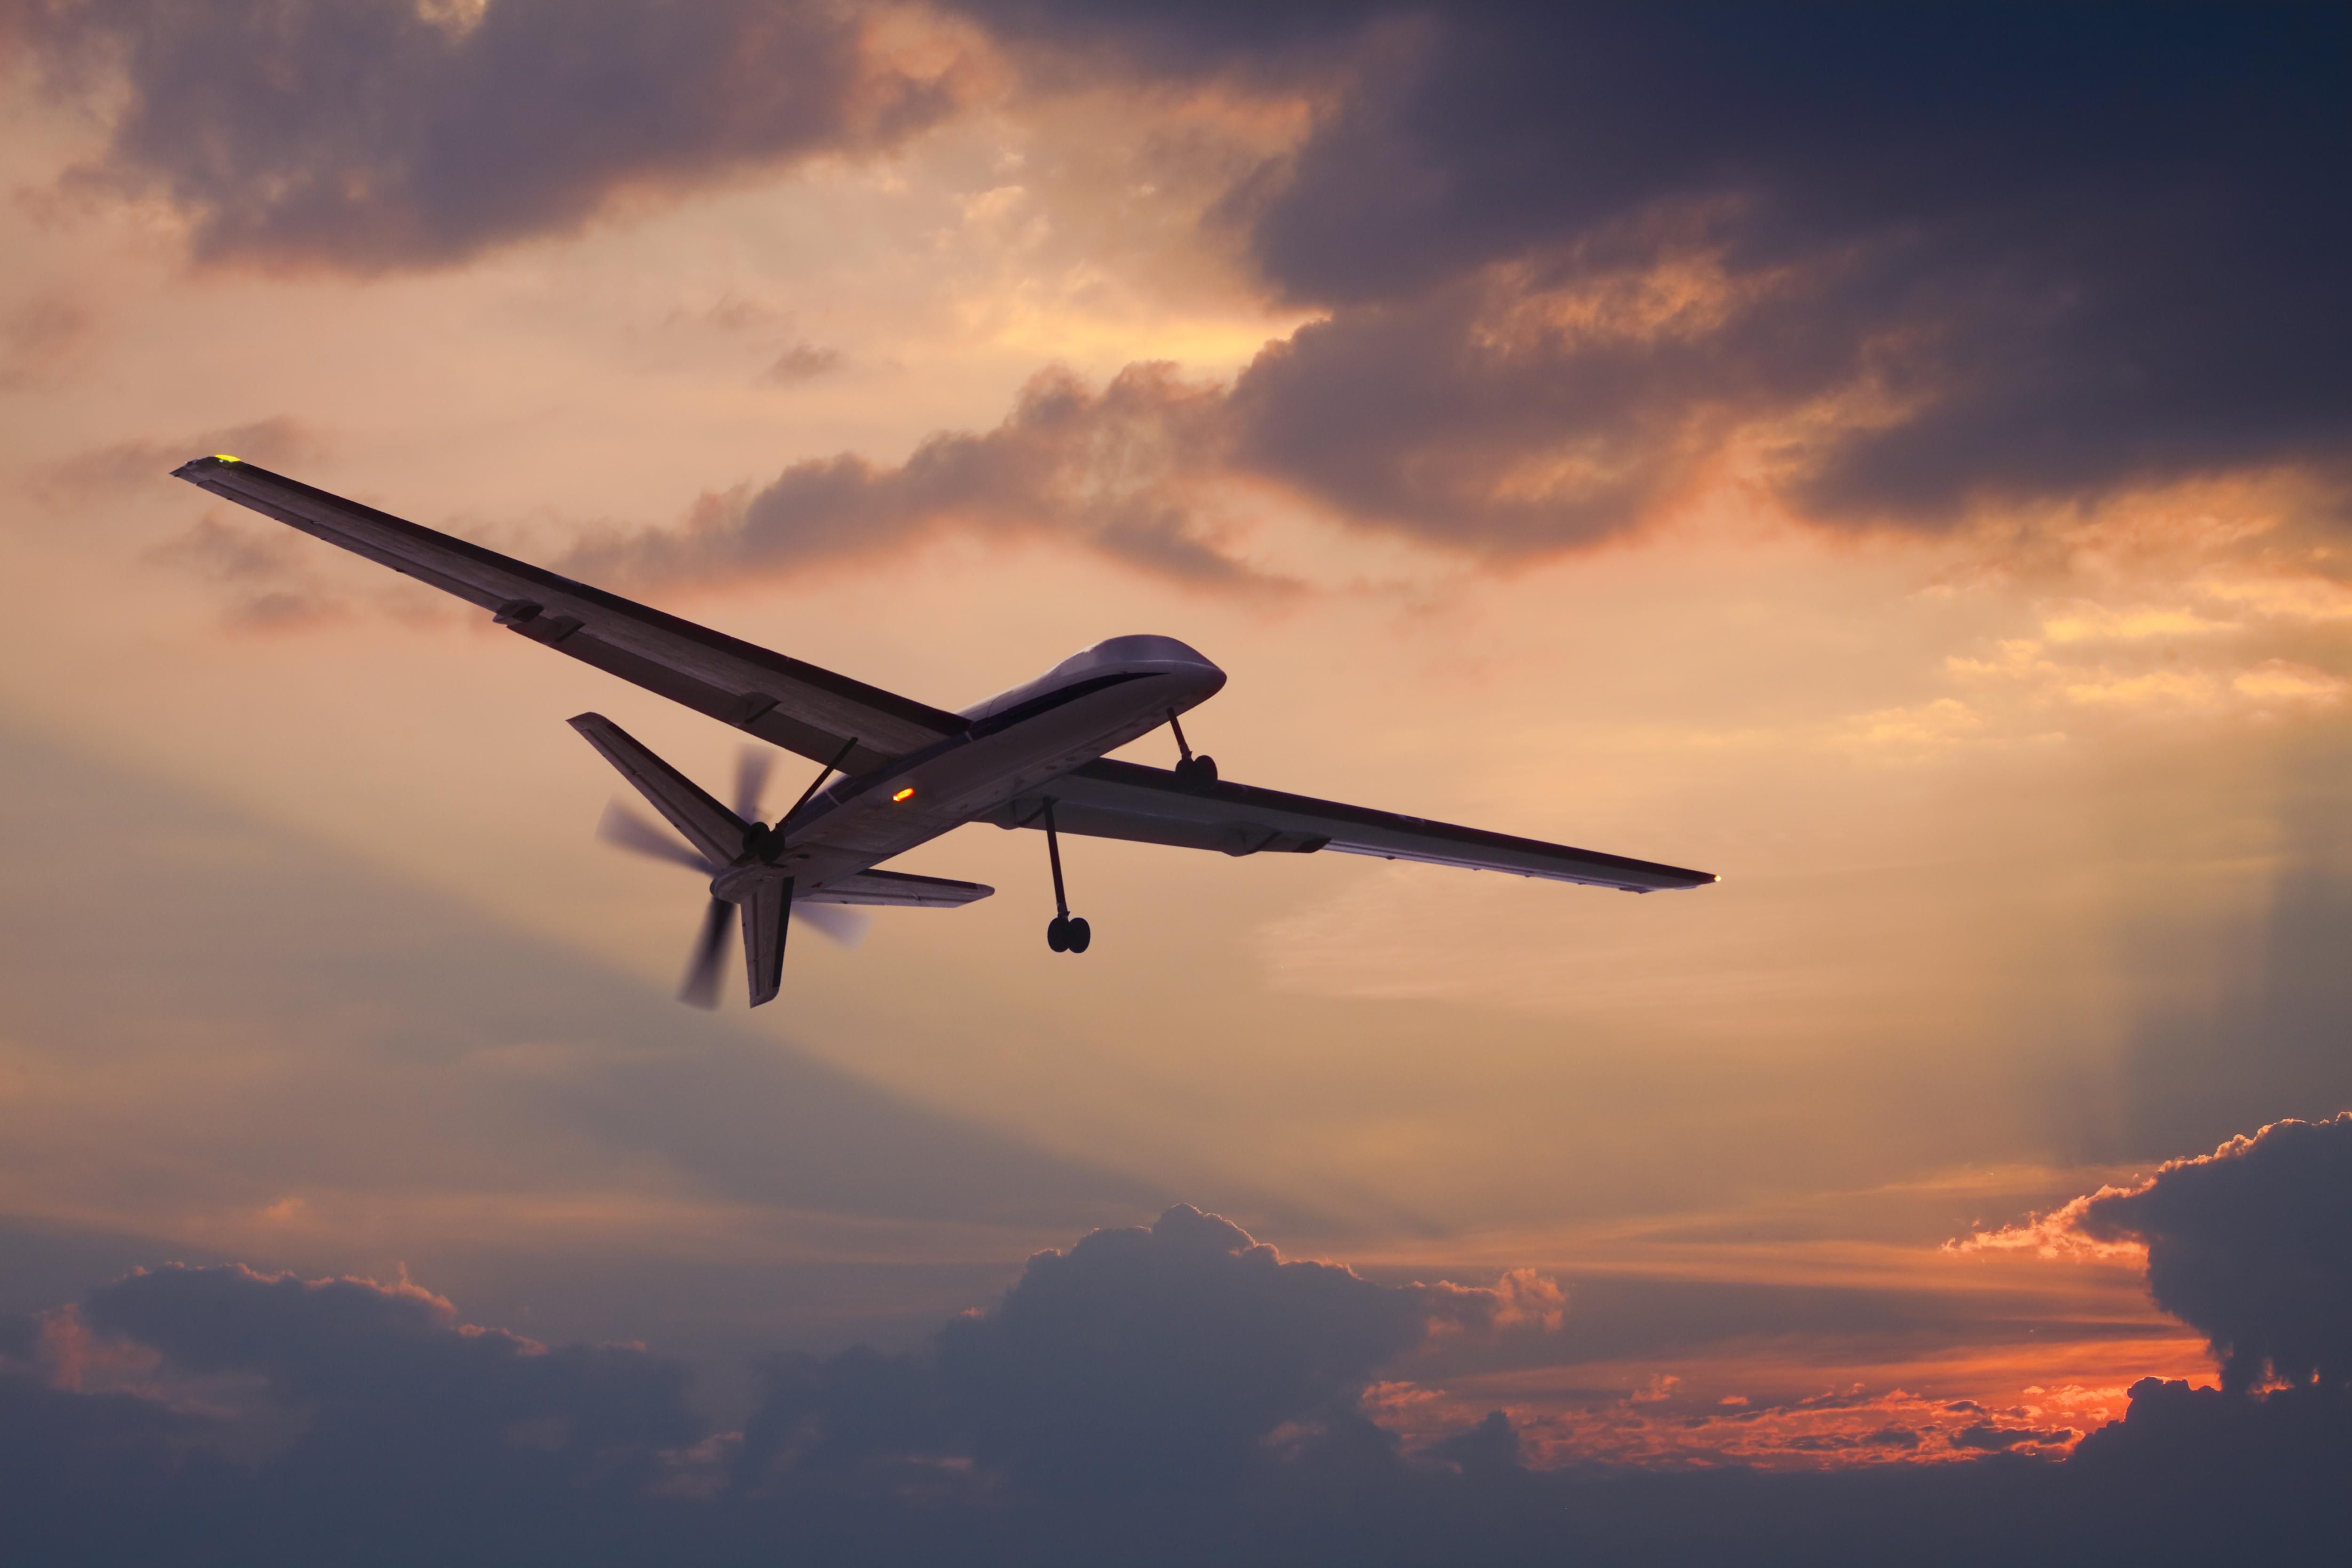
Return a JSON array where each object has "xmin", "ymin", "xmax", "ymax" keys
[
  {"xmin": 733, "ymin": 1204, "xmax": 1508, "ymax": 1496},
  {"xmin": 28, "ymin": 5, "xmax": 2337, "ymax": 582},
  {"xmin": 953, "ymin": 0, "xmax": 1393, "ymax": 94},
  {"xmin": 14, "ymin": 0, "xmax": 964, "ymax": 270},
  {"xmin": 1038, "ymin": 4, "xmax": 2352, "ymax": 528},
  {"xmin": 1221, "ymin": 259, "xmax": 1823, "ymax": 552},
  {"xmin": 934, "ymin": 1203, "xmax": 1462, "ymax": 1492},
  {"xmin": 791, "ymin": 3, "xmax": 2341, "ymax": 574},
  {"xmin": 597, "ymin": 4, "xmax": 2349, "ymax": 589},
  {"xmin": 2079, "ymin": 1114, "xmax": 2352, "ymax": 1395},
  {"xmin": 10, "ymin": 1263, "xmax": 704, "ymax": 1566},
  {"xmin": 5, "ymin": 1184, "xmax": 2352, "ymax": 1567},
  {"xmin": 87, "ymin": 1262, "xmax": 700, "ymax": 1474},
  {"xmin": 1424, "ymin": 1408, "xmax": 1522, "ymax": 1473},
  {"xmin": 1949, "ymin": 1421, "xmax": 2074, "ymax": 1453},
  {"xmin": 564, "ymin": 363, "xmax": 1278, "ymax": 589}
]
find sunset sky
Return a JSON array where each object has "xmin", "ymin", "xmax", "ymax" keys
[{"xmin": 1, "ymin": 5, "xmax": 2346, "ymax": 1561}]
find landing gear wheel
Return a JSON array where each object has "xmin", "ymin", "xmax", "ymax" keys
[
  {"xmin": 1174, "ymin": 755, "xmax": 1219, "ymax": 789},
  {"xmin": 1065, "ymin": 916, "xmax": 1092, "ymax": 954},
  {"xmin": 1047, "ymin": 916, "xmax": 1070, "ymax": 953}
]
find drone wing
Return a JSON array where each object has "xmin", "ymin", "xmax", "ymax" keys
[
  {"xmin": 172, "ymin": 456, "xmax": 963, "ymax": 774},
  {"xmin": 984, "ymin": 760, "xmax": 1713, "ymax": 892}
]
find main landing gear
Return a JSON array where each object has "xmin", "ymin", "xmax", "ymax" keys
[
  {"xmin": 1168, "ymin": 710, "xmax": 1217, "ymax": 790},
  {"xmin": 1041, "ymin": 800, "xmax": 1092, "ymax": 954}
]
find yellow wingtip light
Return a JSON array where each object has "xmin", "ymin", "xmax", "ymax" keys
[
  {"xmin": 211, "ymin": 454, "xmax": 241, "ymax": 463},
  {"xmin": 891, "ymin": 786, "xmax": 916, "ymax": 803}
]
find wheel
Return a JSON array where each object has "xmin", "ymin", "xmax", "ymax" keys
[
  {"xmin": 1047, "ymin": 916, "xmax": 1069, "ymax": 952},
  {"xmin": 1065, "ymin": 916, "xmax": 1091, "ymax": 954},
  {"xmin": 1192, "ymin": 756, "xmax": 1217, "ymax": 785}
]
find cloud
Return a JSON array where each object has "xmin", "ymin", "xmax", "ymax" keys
[
  {"xmin": 43, "ymin": 416, "xmax": 328, "ymax": 501},
  {"xmin": 6, "ymin": 1262, "xmax": 703, "ymax": 1565},
  {"xmin": 918, "ymin": 5, "xmax": 2351, "ymax": 560},
  {"xmin": 764, "ymin": 341, "xmax": 844, "ymax": 383},
  {"xmin": 56, "ymin": 8, "xmax": 2329, "ymax": 590},
  {"xmin": 82, "ymin": 1261, "xmax": 701, "ymax": 1458},
  {"xmin": 1247, "ymin": 7, "xmax": 2350, "ymax": 522},
  {"xmin": 932, "ymin": 1203, "xmax": 1471, "ymax": 1492},
  {"xmin": 736, "ymin": 1204, "xmax": 1525, "ymax": 1496},
  {"xmin": 1949, "ymin": 1421, "xmax": 2075, "ymax": 1452},
  {"xmin": 14, "ymin": 0, "xmax": 967, "ymax": 271},
  {"xmin": 558, "ymin": 257, "xmax": 1832, "ymax": 590},
  {"xmin": 564, "ymin": 362, "xmax": 1280, "ymax": 589},
  {"xmin": 5, "ymin": 1181, "xmax": 2352, "ymax": 1566},
  {"xmin": 2076, "ymin": 1114, "xmax": 2352, "ymax": 1394}
]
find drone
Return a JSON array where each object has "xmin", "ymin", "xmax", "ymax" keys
[{"xmin": 175, "ymin": 456, "xmax": 1714, "ymax": 1007}]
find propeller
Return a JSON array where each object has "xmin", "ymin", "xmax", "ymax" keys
[
  {"xmin": 679, "ymin": 893, "xmax": 735, "ymax": 1009},
  {"xmin": 792, "ymin": 901, "xmax": 868, "ymax": 945},
  {"xmin": 734, "ymin": 747, "xmax": 772, "ymax": 823},
  {"xmin": 596, "ymin": 801, "xmax": 707, "ymax": 870},
  {"xmin": 594, "ymin": 746, "xmax": 870, "ymax": 1006}
]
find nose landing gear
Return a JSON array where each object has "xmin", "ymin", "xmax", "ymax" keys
[{"xmin": 1040, "ymin": 800, "xmax": 1092, "ymax": 954}]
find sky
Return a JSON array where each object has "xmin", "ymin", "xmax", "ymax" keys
[{"xmin": 0, "ymin": 3, "xmax": 2347, "ymax": 1562}]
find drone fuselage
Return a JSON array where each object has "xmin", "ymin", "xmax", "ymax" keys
[{"xmin": 728, "ymin": 635, "xmax": 1226, "ymax": 899}]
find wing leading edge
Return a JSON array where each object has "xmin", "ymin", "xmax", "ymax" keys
[
  {"xmin": 171, "ymin": 456, "xmax": 961, "ymax": 774},
  {"xmin": 982, "ymin": 759, "xmax": 1713, "ymax": 892}
]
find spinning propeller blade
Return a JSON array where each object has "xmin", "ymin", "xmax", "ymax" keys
[
  {"xmin": 597, "ymin": 801, "xmax": 712, "ymax": 870},
  {"xmin": 735, "ymin": 747, "xmax": 773, "ymax": 823},
  {"xmin": 680, "ymin": 896, "xmax": 735, "ymax": 1008},
  {"xmin": 792, "ymin": 901, "xmax": 871, "ymax": 947}
]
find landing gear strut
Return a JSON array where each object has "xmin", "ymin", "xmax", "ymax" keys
[
  {"xmin": 1169, "ymin": 711, "xmax": 1217, "ymax": 789},
  {"xmin": 1041, "ymin": 800, "xmax": 1091, "ymax": 954}
]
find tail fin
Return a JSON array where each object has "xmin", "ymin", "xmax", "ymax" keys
[
  {"xmin": 569, "ymin": 713, "xmax": 747, "ymax": 868},
  {"xmin": 739, "ymin": 876, "xmax": 791, "ymax": 1007}
]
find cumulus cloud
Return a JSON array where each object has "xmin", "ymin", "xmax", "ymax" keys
[
  {"xmin": 5, "ymin": 1262, "xmax": 704, "ymax": 1565},
  {"xmin": 563, "ymin": 363, "xmax": 1278, "ymax": 589},
  {"xmin": 557, "ymin": 255, "xmax": 1838, "ymax": 589},
  {"xmin": 14, "ymin": 0, "xmax": 966, "ymax": 270},
  {"xmin": 1239, "ymin": 6, "xmax": 2350, "ymax": 524},
  {"xmin": 83, "ymin": 1264, "xmax": 701, "ymax": 1486},
  {"xmin": 5, "ymin": 1186, "xmax": 2352, "ymax": 1565},
  {"xmin": 934, "ymin": 1203, "xmax": 1465, "ymax": 1491},
  {"xmin": 734, "ymin": 1204, "xmax": 1526, "ymax": 1495},
  {"xmin": 812, "ymin": 3, "xmax": 2347, "ymax": 574},
  {"xmin": 2077, "ymin": 1114, "xmax": 2352, "ymax": 1394},
  {"xmin": 28, "ymin": 5, "xmax": 2338, "ymax": 587}
]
